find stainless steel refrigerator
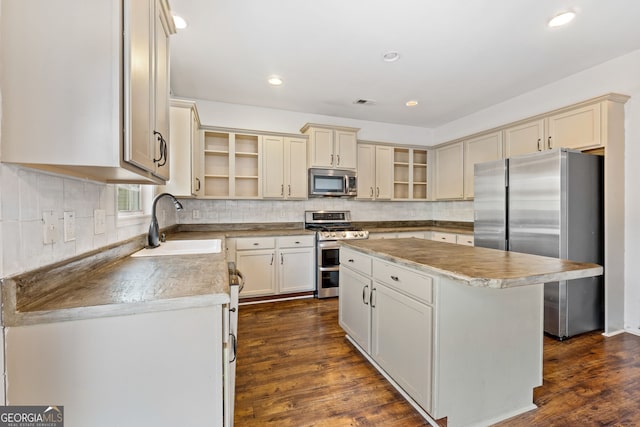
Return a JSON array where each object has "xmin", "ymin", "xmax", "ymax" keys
[{"xmin": 474, "ymin": 148, "xmax": 604, "ymax": 339}]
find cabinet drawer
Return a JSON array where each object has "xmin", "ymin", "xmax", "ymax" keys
[
  {"xmin": 373, "ymin": 259, "xmax": 433, "ymax": 304},
  {"xmin": 278, "ymin": 235, "xmax": 315, "ymax": 248},
  {"xmin": 340, "ymin": 247, "xmax": 372, "ymax": 276},
  {"xmin": 431, "ymin": 232, "xmax": 456, "ymax": 243},
  {"xmin": 236, "ymin": 237, "xmax": 276, "ymax": 250},
  {"xmin": 456, "ymin": 235, "xmax": 474, "ymax": 246}
]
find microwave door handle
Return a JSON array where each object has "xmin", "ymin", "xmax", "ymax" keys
[{"xmin": 344, "ymin": 175, "xmax": 348, "ymax": 192}]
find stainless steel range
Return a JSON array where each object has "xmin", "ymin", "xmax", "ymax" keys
[{"xmin": 304, "ymin": 210, "xmax": 369, "ymax": 298}]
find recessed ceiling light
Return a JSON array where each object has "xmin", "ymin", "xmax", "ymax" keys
[
  {"xmin": 382, "ymin": 51, "xmax": 400, "ymax": 62},
  {"xmin": 548, "ymin": 11, "xmax": 576, "ymax": 27},
  {"xmin": 406, "ymin": 100, "xmax": 419, "ymax": 107},
  {"xmin": 173, "ymin": 14, "xmax": 187, "ymax": 30},
  {"xmin": 268, "ymin": 76, "xmax": 283, "ymax": 86}
]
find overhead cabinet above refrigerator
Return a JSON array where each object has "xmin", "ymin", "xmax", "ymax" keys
[{"xmin": 474, "ymin": 149, "xmax": 604, "ymax": 339}]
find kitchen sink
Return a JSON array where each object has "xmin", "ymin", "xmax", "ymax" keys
[{"xmin": 131, "ymin": 239, "xmax": 222, "ymax": 257}]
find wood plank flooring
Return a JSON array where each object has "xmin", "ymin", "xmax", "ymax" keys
[{"xmin": 234, "ymin": 297, "xmax": 640, "ymax": 426}]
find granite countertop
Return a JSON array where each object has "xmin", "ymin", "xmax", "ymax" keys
[
  {"xmin": 341, "ymin": 238, "xmax": 603, "ymax": 289},
  {"xmin": 2, "ymin": 221, "xmax": 474, "ymax": 327},
  {"xmin": 2, "ymin": 235, "xmax": 230, "ymax": 327}
]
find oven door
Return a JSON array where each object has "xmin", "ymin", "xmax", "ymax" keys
[{"xmin": 317, "ymin": 240, "xmax": 340, "ymax": 298}]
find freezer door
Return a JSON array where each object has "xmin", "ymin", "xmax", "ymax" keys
[
  {"xmin": 473, "ymin": 159, "xmax": 507, "ymax": 250},
  {"xmin": 507, "ymin": 150, "xmax": 562, "ymax": 257}
]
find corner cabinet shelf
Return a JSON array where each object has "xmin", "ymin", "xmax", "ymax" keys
[
  {"xmin": 393, "ymin": 148, "xmax": 428, "ymax": 200},
  {"xmin": 201, "ymin": 131, "xmax": 262, "ymax": 199}
]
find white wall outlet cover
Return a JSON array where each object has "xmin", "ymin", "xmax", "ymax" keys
[
  {"xmin": 192, "ymin": 209, "xmax": 201, "ymax": 219},
  {"xmin": 42, "ymin": 210, "xmax": 57, "ymax": 244},
  {"xmin": 94, "ymin": 209, "xmax": 106, "ymax": 234},
  {"xmin": 63, "ymin": 211, "xmax": 76, "ymax": 242}
]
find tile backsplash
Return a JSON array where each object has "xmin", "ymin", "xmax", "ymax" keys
[{"xmin": 0, "ymin": 163, "xmax": 473, "ymax": 278}]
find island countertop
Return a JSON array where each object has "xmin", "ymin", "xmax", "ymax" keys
[{"xmin": 341, "ymin": 238, "xmax": 603, "ymax": 288}]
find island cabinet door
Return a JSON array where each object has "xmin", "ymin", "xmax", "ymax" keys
[
  {"xmin": 339, "ymin": 267, "xmax": 372, "ymax": 352},
  {"xmin": 370, "ymin": 282, "xmax": 433, "ymax": 413}
]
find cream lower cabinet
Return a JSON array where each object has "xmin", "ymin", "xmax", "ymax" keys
[
  {"xmin": 6, "ymin": 305, "xmax": 227, "ymax": 427},
  {"xmin": 340, "ymin": 247, "xmax": 543, "ymax": 426},
  {"xmin": 262, "ymin": 136, "xmax": 308, "ymax": 199},
  {"xmin": 236, "ymin": 235, "xmax": 315, "ymax": 298},
  {"xmin": 357, "ymin": 144, "xmax": 393, "ymax": 200},
  {"xmin": 339, "ymin": 247, "xmax": 434, "ymax": 413}
]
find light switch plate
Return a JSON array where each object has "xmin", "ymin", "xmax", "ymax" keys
[
  {"xmin": 94, "ymin": 209, "xmax": 106, "ymax": 234},
  {"xmin": 63, "ymin": 211, "xmax": 76, "ymax": 242},
  {"xmin": 42, "ymin": 211, "xmax": 57, "ymax": 244}
]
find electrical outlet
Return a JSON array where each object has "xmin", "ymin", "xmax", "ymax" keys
[
  {"xmin": 63, "ymin": 211, "xmax": 76, "ymax": 242},
  {"xmin": 192, "ymin": 209, "xmax": 201, "ymax": 219},
  {"xmin": 94, "ymin": 209, "xmax": 106, "ymax": 234},
  {"xmin": 42, "ymin": 211, "xmax": 57, "ymax": 244}
]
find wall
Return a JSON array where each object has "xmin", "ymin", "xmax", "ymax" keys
[
  {"xmin": 194, "ymin": 100, "xmax": 434, "ymax": 146},
  {"xmin": 431, "ymin": 49, "xmax": 640, "ymax": 333}
]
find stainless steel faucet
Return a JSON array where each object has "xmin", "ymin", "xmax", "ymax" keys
[{"xmin": 148, "ymin": 193, "xmax": 184, "ymax": 248}]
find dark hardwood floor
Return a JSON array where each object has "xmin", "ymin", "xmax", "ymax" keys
[{"xmin": 234, "ymin": 298, "xmax": 640, "ymax": 426}]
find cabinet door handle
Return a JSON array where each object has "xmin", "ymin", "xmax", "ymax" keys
[
  {"xmin": 370, "ymin": 287, "xmax": 376, "ymax": 308},
  {"xmin": 270, "ymin": 253, "xmax": 274, "ymax": 265},
  {"xmin": 229, "ymin": 333, "xmax": 237, "ymax": 363},
  {"xmin": 537, "ymin": 138, "xmax": 542, "ymax": 151},
  {"xmin": 281, "ymin": 184, "xmax": 284, "ymax": 196},
  {"xmin": 390, "ymin": 275, "xmax": 399, "ymax": 282},
  {"xmin": 376, "ymin": 187, "xmax": 380, "ymax": 197},
  {"xmin": 363, "ymin": 285, "xmax": 369, "ymax": 305},
  {"xmin": 195, "ymin": 177, "xmax": 201, "ymax": 191},
  {"xmin": 547, "ymin": 136, "xmax": 552, "ymax": 149},
  {"xmin": 370, "ymin": 187, "xmax": 374, "ymax": 197},
  {"xmin": 337, "ymin": 154, "xmax": 340, "ymax": 165},
  {"xmin": 288, "ymin": 184, "xmax": 291, "ymax": 196},
  {"xmin": 280, "ymin": 253, "xmax": 284, "ymax": 265},
  {"xmin": 153, "ymin": 131, "xmax": 167, "ymax": 166},
  {"xmin": 330, "ymin": 154, "xmax": 334, "ymax": 165}
]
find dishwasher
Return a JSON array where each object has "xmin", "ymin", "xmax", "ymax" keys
[{"xmin": 226, "ymin": 262, "xmax": 243, "ymax": 426}]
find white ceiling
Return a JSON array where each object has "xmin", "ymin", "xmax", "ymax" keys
[{"xmin": 168, "ymin": 0, "xmax": 640, "ymax": 129}]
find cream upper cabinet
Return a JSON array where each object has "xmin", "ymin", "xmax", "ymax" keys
[
  {"xmin": 393, "ymin": 148, "xmax": 429, "ymax": 201},
  {"xmin": 505, "ymin": 102, "xmax": 603, "ymax": 157},
  {"xmin": 301, "ymin": 123, "xmax": 359, "ymax": 169},
  {"xmin": 504, "ymin": 119, "xmax": 545, "ymax": 157},
  {"xmin": 200, "ymin": 131, "xmax": 262, "ymax": 199},
  {"xmin": 463, "ymin": 131, "xmax": 503, "ymax": 199},
  {"xmin": 0, "ymin": 0, "xmax": 175, "ymax": 184},
  {"xmin": 547, "ymin": 103, "xmax": 602, "ymax": 151},
  {"xmin": 357, "ymin": 144, "xmax": 392, "ymax": 200},
  {"xmin": 434, "ymin": 142, "xmax": 464, "ymax": 200},
  {"xmin": 263, "ymin": 136, "xmax": 308, "ymax": 199},
  {"xmin": 158, "ymin": 100, "xmax": 200, "ymax": 197}
]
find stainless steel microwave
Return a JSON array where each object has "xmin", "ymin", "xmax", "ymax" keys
[{"xmin": 308, "ymin": 168, "xmax": 357, "ymax": 197}]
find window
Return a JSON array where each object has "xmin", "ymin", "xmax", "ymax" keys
[
  {"xmin": 117, "ymin": 184, "xmax": 142, "ymax": 214},
  {"xmin": 116, "ymin": 184, "xmax": 153, "ymax": 227}
]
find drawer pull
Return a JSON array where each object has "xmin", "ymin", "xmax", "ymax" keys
[
  {"xmin": 390, "ymin": 275, "xmax": 399, "ymax": 281},
  {"xmin": 253, "ymin": 242, "xmax": 259, "ymax": 246},
  {"xmin": 295, "ymin": 241, "xmax": 300, "ymax": 244},
  {"xmin": 348, "ymin": 259, "xmax": 355, "ymax": 263}
]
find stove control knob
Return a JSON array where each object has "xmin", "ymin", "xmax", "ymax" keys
[
  {"xmin": 323, "ymin": 232, "xmax": 330, "ymax": 238},
  {"xmin": 330, "ymin": 232, "xmax": 336, "ymax": 238},
  {"xmin": 342, "ymin": 232, "xmax": 347, "ymax": 238}
]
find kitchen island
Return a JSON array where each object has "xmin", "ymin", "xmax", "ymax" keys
[{"xmin": 339, "ymin": 238, "xmax": 603, "ymax": 427}]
